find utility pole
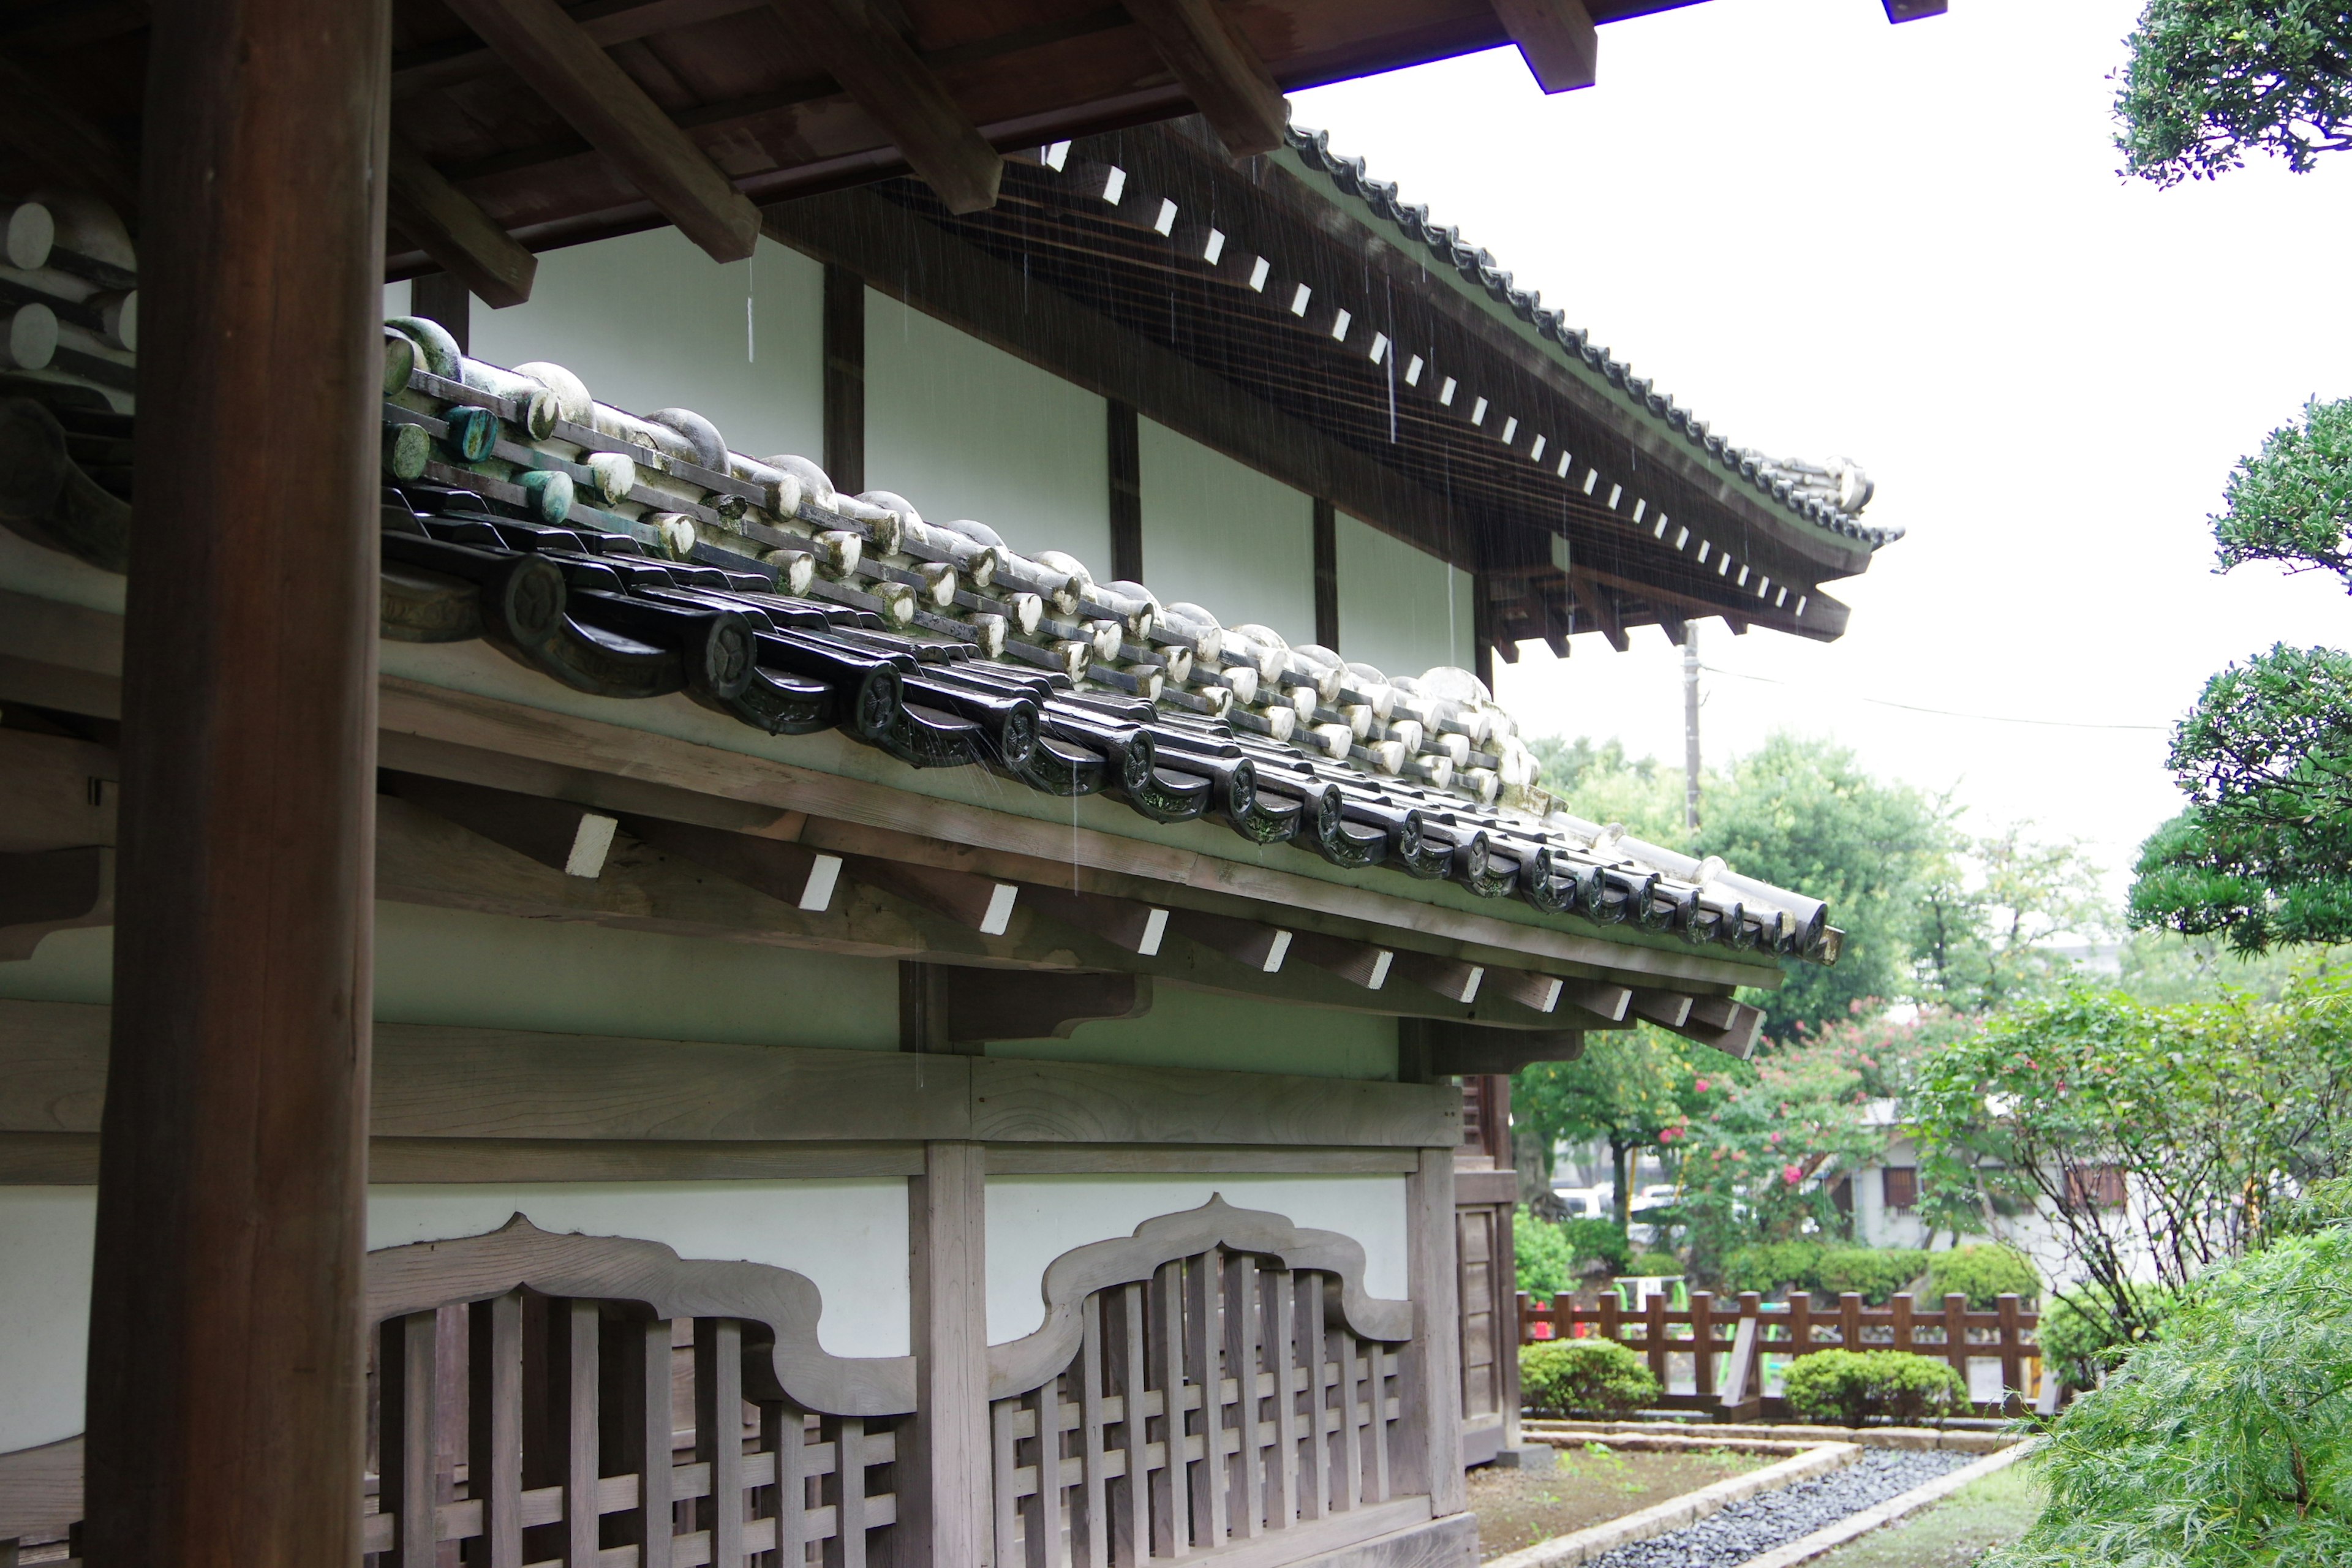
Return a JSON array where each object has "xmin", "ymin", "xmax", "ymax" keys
[{"xmin": 1683, "ymin": 622, "xmax": 1702, "ymax": 832}]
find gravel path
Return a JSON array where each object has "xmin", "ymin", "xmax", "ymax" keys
[{"xmin": 1580, "ymin": 1448, "xmax": 1977, "ymax": 1568}]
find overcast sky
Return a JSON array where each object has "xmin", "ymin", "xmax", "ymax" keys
[{"xmin": 1293, "ymin": 0, "xmax": 2352, "ymax": 891}]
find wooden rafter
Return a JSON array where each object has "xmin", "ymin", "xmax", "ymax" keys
[
  {"xmin": 1121, "ymin": 0, "xmax": 1289, "ymax": 157},
  {"xmin": 385, "ymin": 134, "xmax": 538, "ymax": 309},
  {"xmin": 1488, "ymin": 0, "xmax": 1596, "ymax": 93},
  {"xmin": 441, "ymin": 0, "xmax": 763, "ymax": 262},
  {"xmin": 769, "ymin": 0, "xmax": 1005, "ymax": 216},
  {"xmin": 1566, "ymin": 568, "xmax": 1628, "ymax": 652}
]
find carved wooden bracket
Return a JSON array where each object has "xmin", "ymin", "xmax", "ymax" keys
[
  {"xmin": 0, "ymin": 845, "xmax": 111, "ymax": 960},
  {"xmin": 1415, "ymin": 1019, "xmax": 1585, "ymax": 1077}
]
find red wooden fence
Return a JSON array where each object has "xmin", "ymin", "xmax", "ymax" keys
[{"xmin": 1516, "ymin": 1289, "xmax": 2048, "ymax": 1419}]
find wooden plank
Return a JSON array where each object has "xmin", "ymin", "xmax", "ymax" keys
[
  {"xmin": 1486, "ymin": 1, "xmax": 1599, "ymax": 91},
  {"xmin": 1072, "ymin": 1295, "xmax": 1109, "ymax": 1567},
  {"xmin": 968, "ymin": 1057, "xmax": 1458, "ymax": 1148},
  {"xmin": 1, "ymin": 1000, "xmax": 1460, "ymax": 1150},
  {"xmin": 1399, "ymin": 1150, "xmax": 1464, "ymax": 1514},
  {"xmin": 768, "ymin": 0, "xmax": 1003, "ymax": 214},
  {"xmin": 907, "ymin": 1141, "xmax": 989, "ymax": 1567},
  {"xmin": 380, "ymin": 1312, "xmax": 442, "ymax": 1568},
  {"xmin": 470, "ymin": 1292, "xmax": 527, "ymax": 1568},
  {"xmin": 983, "ymin": 1144, "xmax": 1420, "ymax": 1177},
  {"xmin": 81, "ymin": 1, "xmax": 386, "ymax": 1562},
  {"xmin": 1122, "ymin": 0, "xmax": 1288, "ymax": 156},
  {"xmin": 443, "ymin": 0, "xmax": 762, "ymax": 261},
  {"xmin": 386, "ymin": 132, "xmax": 537, "ymax": 309}
]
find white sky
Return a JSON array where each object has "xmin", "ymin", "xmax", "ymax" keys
[{"xmin": 1293, "ymin": 0, "xmax": 2352, "ymax": 890}]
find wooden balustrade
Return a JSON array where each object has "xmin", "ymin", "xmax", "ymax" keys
[{"xmin": 1516, "ymin": 1289, "xmax": 2049, "ymax": 1419}]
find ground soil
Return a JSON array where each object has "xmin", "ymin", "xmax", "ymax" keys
[
  {"xmin": 1801, "ymin": 1461, "xmax": 2043, "ymax": 1568},
  {"xmin": 1469, "ymin": 1443, "xmax": 1768, "ymax": 1562}
]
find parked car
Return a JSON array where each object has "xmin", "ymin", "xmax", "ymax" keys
[{"xmin": 1550, "ymin": 1185, "xmax": 1608, "ymax": 1220}]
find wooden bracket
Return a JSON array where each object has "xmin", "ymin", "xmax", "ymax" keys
[
  {"xmin": 1559, "ymin": 980, "xmax": 1633, "ymax": 1022},
  {"xmin": 386, "ymin": 773, "xmax": 621, "ymax": 879},
  {"xmin": 1392, "ymin": 951, "xmax": 1483, "ymax": 1005},
  {"xmin": 622, "ymin": 816, "xmax": 842, "ymax": 913},
  {"xmin": 1488, "ymin": 0, "xmax": 1597, "ymax": 93},
  {"xmin": 771, "ymin": 0, "xmax": 1004, "ymax": 214},
  {"xmin": 1415, "ymin": 1019, "xmax": 1584, "ymax": 1077},
  {"xmin": 442, "ymin": 0, "xmax": 763, "ymax": 261},
  {"xmin": 1020, "ymin": 884, "xmax": 1169, "ymax": 957},
  {"xmin": 1657, "ymin": 995, "xmax": 1765, "ymax": 1060},
  {"xmin": 855, "ymin": 859, "xmax": 1019, "ymax": 935},
  {"xmin": 946, "ymin": 968, "xmax": 1151, "ymax": 1044},
  {"xmin": 1629, "ymin": 989, "xmax": 1694, "ymax": 1029},
  {"xmin": 1286, "ymin": 930, "xmax": 1392, "ymax": 990},
  {"xmin": 1166, "ymin": 908, "xmax": 1291, "ymax": 973},
  {"xmin": 1121, "ymin": 0, "xmax": 1289, "ymax": 157},
  {"xmin": 0, "ymin": 729, "xmax": 117, "ymax": 854},
  {"xmin": 387, "ymin": 132, "xmax": 537, "ymax": 309},
  {"xmin": 1486, "ymin": 968, "xmax": 1563, "ymax": 1015},
  {"xmin": 0, "ymin": 845, "xmax": 111, "ymax": 960}
]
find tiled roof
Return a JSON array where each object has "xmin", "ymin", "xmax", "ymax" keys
[
  {"xmin": 355, "ymin": 318, "xmax": 1838, "ymax": 964},
  {"xmin": 1283, "ymin": 126, "xmax": 1902, "ymax": 551}
]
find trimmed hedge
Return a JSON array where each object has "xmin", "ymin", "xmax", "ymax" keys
[
  {"xmin": 1520, "ymin": 1338, "xmax": 1661, "ymax": 1419},
  {"xmin": 1813, "ymin": 1246, "xmax": 1928, "ymax": 1305},
  {"xmin": 1927, "ymin": 1244, "xmax": 2040, "ymax": 1308},
  {"xmin": 1782, "ymin": 1349, "xmax": 1967, "ymax": 1428},
  {"xmin": 1721, "ymin": 1239, "xmax": 1825, "ymax": 1295},
  {"xmin": 1513, "ymin": 1209, "xmax": 1575, "ymax": 1299},
  {"xmin": 1626, "ymin": 1250, "xmax": 1684, "ymax": 1277},
  {"xmin": 1562, "ymin": 1218, "xmax": 1634, "ymax": 1275}
]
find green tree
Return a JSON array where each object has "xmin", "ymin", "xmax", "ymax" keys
[
  {"xmin": 1912, "ymin": 823, "xmax": 2113, "ymax": 1012},
  {"xmin": 2116, "ymin": 1, "xmax": 2352, "ymax": 184},
  {"xmin": 1698, "ymin": 734, "xmax": 1945, "ymax": 1041},
  {"xmin": 1528, "ymin": 735, "xmax": 1689, "ymax": 846},
  {"xmin": 1513, "ymin": 1031, "xmax": 1696, "ymax": 1230}
]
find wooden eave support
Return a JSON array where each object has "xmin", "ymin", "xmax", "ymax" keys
[
  {"xmin": 1392, "ymin": 950, "xmax": 1483, "ymax": 1006},
  {"xmin": 1488, "ymin": 0, "xmax": 1597, "ymax": 93},
  {"xmin": 1567, "ymin": 568, "xmax": 1629, "ymax": 653},
  {"xmin": 386, "ymin": 133, "xmax": 538, "ymax": 309},
  {"xmin": 1120, "ymin": 0, "xmax": 1289, "ymax": 157},
  {"xmin": 1166, "ymin": 907, "xmax": 1291, "ymax": 973},
  {"xmin": 0, "ymin": 51, "xmax": 141, "ymax": 220},
  {"xmin": 769, "ymin": 0, "xmax": 1003, "ymax": 215},
  {"xmin": 388, "ymin": 774, "xmax": 620, "ymax": 879},
  {"xmin": 1287, "ymin": 929, "xmax": 1393, "ymax": 990},
  {"xmin": 442, "ymin": 0, "xmax": 763, "ymax": 262},
  {"xmin": 1417, "ymin": 1019, "xmax": 1585, "ymax": 1077},
  {"xmin": 620, "ymin": 815, "xmax": 843, "ymax": 911},
  {"xmin": 1654, "ymin": 994, "xmax": 1766, "ymax": 1060},
  {"xmin": 1629, "ymin": 988, "xmax": 1694, "ymax": 1030},
  {"xmin": 0, "ymin": 846, "xmax": 112, "ymax": 960},
  {"xmin": 1020, "ymin": 884, "xmax": 1170, "ymax": 957},
  {"xmin": 945, "ymin": 969, "xmax": 1152, "ymax": 1045},
  {"xmin": 851, "ymin": 856, "xmax": 1020, "ymax": 936}
]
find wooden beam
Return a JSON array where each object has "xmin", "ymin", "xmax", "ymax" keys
[
  {"xmin": 853, "ymin": 856, "xmax": 1020, "ymax": 936},
  {"xmin": 85, "ymin": 0, "xmax": 388, "ymax": 1562},
  {"xmin": 388, "ymin": 773, "xmax": 620, "ymax": 878},
  {"xmin": 1559, "ymin": 980, "xmax": 1633, "ymax": 1023},
  {"xmin": 386, "ymin": 134, "xmax": 537, "ymax": 310},
  {"xmin": 1657, "ymin": 997, "xmax": 1766, "ymax": 1060},
  {"xmin": 769, "ymin": 0, "xmax": 1003, "ymax": 215},
  {"xmin": 1167, "ymin": 907, "xmax": 1291, "ymax": 973},
  {"xmin": 1021, "ymin": 884, "xmax": 1169, "ymax": 957},
  {"xmin": 1567, "ymin": 568, "xmax": 1628, "ymax": 652},
  {"xmin": 1287, "ymin": 929, "xmax": 1392, "ymax": 990},
  {"xmin": 945, "ymin": 970, "xmax": 1152, "ymax": 1044},
  {"xmin": 1120, "ymin": 0, "xmax": 1289, "ymax": 157},
  {"xmin": 0, "ymin": 51, "xmax": 141, "ymax": 219},
  {"xmin": 1629, "ymin": 988, "xmax": 1694, "ymax": 1030},
  {"xmin": 443, "ymin": 0, "xmax": 763, "ymax": 262},
  {"xmin": 0, "ymin": 846, "xmax": 111, "ymax": 960},
  {"xmin": 1419, "ymin": 1021, "xmax": 1585, "ymax": 1076},
  {"xmin": 1392, "ymin": 950, "xmax": 1483, "ymax": 1006},
  {"xmin": 623, "ymin": 814, "xmax": 842, "ymax": 911},
  {"xmin": 1489, "ymin": 0, "xmax": 1597, "ymax": 92}
]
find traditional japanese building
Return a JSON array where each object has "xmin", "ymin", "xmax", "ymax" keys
[{"xmin": 0, "ymin": 2, "xmax": 1926, "ymax": 1564}]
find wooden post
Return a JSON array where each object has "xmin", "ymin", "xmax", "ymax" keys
[
  {"xmin": 1789, "ymin": 1294, "xmax": 1812, "ymax": 1363},
  {"xmin": 1839, "ymin": 1292, "xmax": 1863, "ymax": 1354},
  {"xmin": 1996, "ymin": 1295, "xmax": 2024, "ymax": 1412},
  {"xmin": 410, "ymin": 271, "xmax": 472, "ymax": 353},
  {"xmin": 1644, "ymin": 1292, "xmax": 1669, "ymax": 1393},
  {"xmin": 84, "ymin": 1, "xmax": 389, "ymax": 1564},
  {"xmin": 1943, "ymin": 1292, "xmax": 1970, "ymax": 1384},
  {"xmin": 1311, "ymin": 498, "xmax": 1338, "ymax": 651},
  {"xmin": 1107, "ymin": 401, "xmax": 1142, "ymax": 584},
  {"xmin": 907, "ymin": 1141, "xmax": 988, "ymax": 1566},
  {"xmin": 1890, "ymin": 1292, "xmax": 1913, "ymax": 1359},
  {"xmin": 1689, "ymin": 1292, "xmax": 1714, "ymax": 1400},
  {"xmin": 823, "ymin": 262, "xmax": 865, "ymax": 495},
  {"xmin": 1400, "ymin": 1147, "xmax": 1463, "ymax": 1512}
]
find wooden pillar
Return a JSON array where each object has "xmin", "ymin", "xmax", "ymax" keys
[
  {"xmin": 1400, "ymin": 1146, "xmax": 1464, "ymax": 1513},
  {"xmin": 409, "ymin": 271, "xmax": 471, "ymax": 353},
  {"xmin": 907, "ymin": 1140, "xmax": 989, "ymax": 1565},
  {"xmin": 1107, "ymin": 400, "xmax": 1142, "ymax": 584},
  {"xmin": 1471, "ymin": 570, "xmax": 1495, "ymax": 691},
  {"xmin": 1311, "ymin": 498, "xmax": 1338, "ymax": 650},
  {"xmin": 84, "ymin": 0, "xmax": 390, "ymax": 1562},
  {"xmin": 823, "ymin": 262, "xmax": 865, "ymax": 495}
]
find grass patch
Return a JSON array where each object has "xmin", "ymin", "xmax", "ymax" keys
[
  {"xmin": 1469, "ymin": 1444, "xmax": 1766, "ymax": 1561},
  {"xmin": 1803, "ymin": 1460, "xmax": 2044, "ymax": 1568}
]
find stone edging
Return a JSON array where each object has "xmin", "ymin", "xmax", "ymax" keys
[
  {"xmin": 1523, "ymin": 1419, "xmax": 2019, "ymax": 1453},
  {"xmin": 1725, "ymin": 1438, "xmax": 2040, "ymax": 1568},
  {"xmin": 1484, "ymin": 1442, "xmax": 1862, "ymax": 1568}
]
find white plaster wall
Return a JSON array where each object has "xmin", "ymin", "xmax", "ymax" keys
[
  {"xmin": 462, "ymin": 230, "xmax": 826, "ymax": 465},
  {"xmin": 0, "ymin": 1187, "xmax": 96, "ymax": 1452},
  {"xmin": 983, "ymin": 1175, "xmax": 1408, "ymax": 1345},
  {"xmin": 369, "ymin": 1180, "xmax": 910, "ymax": 1359},
  {"xmin": 1333, "ymin": 512, "xmax": 1474, "ymax": 680},
  {"xmin": 1137, "ymin": 418, "xmax": 1315, "ymax": 636},
  {"xmin": 863, "ymin": 290, "xmax": 1110, "ymax": 567}
]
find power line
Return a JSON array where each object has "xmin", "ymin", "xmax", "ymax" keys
[{"xmin": 1698, "ymin": 664, "xmax": 2171, "ymax": 733}]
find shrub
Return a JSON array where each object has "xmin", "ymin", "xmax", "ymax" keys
[
  {"xmin": 1928, "ymin": 1244, "xmax": 2040, "ymax": 1308},
  {"xmin": 1813, "ymin": 1247, "xmax": 1928, "ymax": 1305},
  {"xmin": 2037, "ymin": 1283, "xmax": 2171, "ymax": 1393},
  {"xmin": 1626, "ymin": 1251, "xmax": 1683, "ymax": 1277},
  {"xmin": 1784, "ymin": 1350, "xmax": 1967, "ymax": 1428},
  {"xmin": 1514, "ymin": 1210, "xmax": 1575, "ymax": 1299},
  {"xmin": 1721, "ymin": 1240, "xmax": 1824, "ymax": 1296},
  {"xmin": 1561, "ymin": 1218, "xmax": 1634, "ymax": 1275},
  {"xmin": 1520, "ymin": 1339, "xmax": 1662, "ymax": 1419},
  {"xmin": 1987, "ymin": 1224, "xmax": 2352, "ymax": 1567}
]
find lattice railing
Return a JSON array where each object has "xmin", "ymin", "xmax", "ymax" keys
[
  {"xmin": 358, "ymin": 1216, "xmax": 916, "ymax": 1568},
  {"xmin": 986, "ymin": 1199, "xmax": 1413, "ymax": 1566}
]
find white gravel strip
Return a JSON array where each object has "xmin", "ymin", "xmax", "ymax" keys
[
  {"xmin": 1726, "ymin": 1440, "xmax": 2040, "ymax": 1568},
  {"xmin": 1523, "ymin": 1420, "xmax": 2018, "ymax": 1454},
  {"xmin": 1485, "ymin": 1444, "xmax": 1861, "ymax": 1568}
]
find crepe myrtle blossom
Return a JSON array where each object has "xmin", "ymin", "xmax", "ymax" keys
[{"xmin": 1782, "ymin": 1164, "xmax": 1804, "ymax": 1185}]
